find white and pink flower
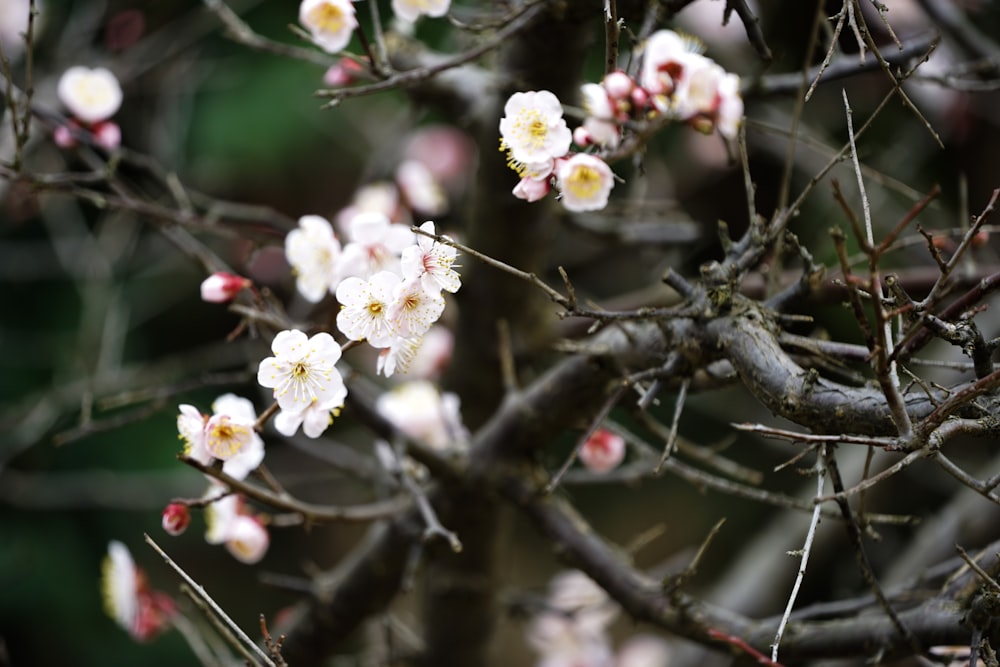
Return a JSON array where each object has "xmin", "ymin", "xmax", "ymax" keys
[
  {"xmin": 555, "ymin": 154, "xmax": 615, "ymax": 212},
  {"xmin": 299, "ymin": 0, "xmax": 357, "ymax": 53}
]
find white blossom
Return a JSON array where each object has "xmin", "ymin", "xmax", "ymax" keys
[
  {"xmin": 285, "ymin": 215, "xmax": 342, "ymax": 303},
  {"xmin": 57, "ymin": 66, "xmax": 122, "ymax": 124},
  {"xmin": 299, "ymin": 0, "xmax": 357, "ymax": 53},
  {"xmin": 257, "ymin": 329, "xmax": 347, "ymax": 413},
  {"xmin": 499, "ymin": 90, "xmax": 572, "ymax": 165},
  {"xmin": 336, "ymin": 271, "xmax": 402, "ymax": 347}
]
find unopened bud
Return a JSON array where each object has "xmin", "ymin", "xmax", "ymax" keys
[
  {"xmin": 161, "ymin": 503, "xmax": 191, "ymax": 536},
  {"xmin": 200, "ymin": 272, "xmax": 251, "ymax": 303}
]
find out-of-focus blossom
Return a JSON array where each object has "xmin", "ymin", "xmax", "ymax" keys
[
  {"xmin": 400, "ymin": 221, "xmax": 461, "ymax": 295},
  {"xmin": 616, "ymin": 635, "xmax": 671, "ymax": 667},
  {"xmin": 339, "ymin": 212, "xmax": 414, "ymax": 279},
  {"xmin": 0, "ymin": 0, "xmax": 39, "ymax": 62},
  {"xmin": 513, "ymin": 174, "xmax": 552, "ymax": 203},
  {"xmin": 555, "ymin": 154, "xmax": 615, "ymax": 212},
  {"xmin": 640, "ymin": 29, "xmax": 702, "ymax": 100},
  {"xmin": 257, "ymin": 329, "xmax": 347, "ymax": 414},
  {"xmin": 337, "ymin": 182, "xmax": 405, "ymax": 230},
  {"xmin": 375, "ymin": 380, "xmax": 467, "ymax": 450},
  {"xmin": 499, "ymin": 90, "xmax": 572, "ymax": 165},
  {"xmin": 200, "ymin": 271, "xmax": 251, "ymax": 303},
  {"xmin": 404, "ymin": 125, "xmax": 476, "ymax": 187},
  {"xmin": 299, "ymin": 0, "xmax": 357, "ymax": 54},
  {"xmin": 204, "ymin": 491, "xmax": 269, "ymax": 564},
  {"xmin": 58, "ymin": 66, "xmax": 122, "ymax": 124},
  {"xmin": 101, "ymin": 541, "xmax": 175, "ymax": 641},
  {"xmin": 336, "ymin": 271, "xmax": 402, "ymax": 347},
  {"xmin": 161, "ymin": 503, "xmax": 191, "ymax": 536},
  {"xmin": 396, "ymin": 160, "xmax": 448, "ymax": 216},
  {"xmin": 392, "ymin": 0, "xmax": 449, "ymax": 23},
  {"xmin": 285, "ymin": 215, "xmax": 342, "ymax": 303},
  {"xmin": 579, "ymin": 428, "xmax": 626, "ymax": 473},
  {"xmin": 405, "ymin": 325, "xmax": 453, "ymax": 378},
  {"xmin": 324, "ymin": 56, "xmax": 365, "ymax": 87},
  {"xmin": 527, "ymin": 570, "xmax": 620, "ymax": 667}
]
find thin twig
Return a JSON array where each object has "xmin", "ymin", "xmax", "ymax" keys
[
  {"xmin": 179, "ymin": 455, "xmax": 410, "ymax": 523},
  {"xmin": 772, "ymin": 447, "xmax": 825, "ymax": 662},
  {"xmin": 145, "ymin": 534, "xmax": 276, "ymax": 667}
]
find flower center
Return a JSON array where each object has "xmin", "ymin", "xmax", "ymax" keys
[
  {"xmin": 368, "ymin": 302, "xmax": 384, "ymax": 315},
  {"xmin": 307, "ymin": 4, "xmax": 346, "ymax": 32},
  {"xmin": 565, "ymin": 166, "xmax": 601, "ymax": 198}
]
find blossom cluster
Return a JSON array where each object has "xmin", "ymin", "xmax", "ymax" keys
[
  {"xmin": 527, "ymin": 570, "xmax": 670, "ymax": 667},
  {"xmin": 285, "ymin": 213, "xmax": 461, "ymax": 378},
  {"xmin": 172, "ymin": 393, "xmax": 272, "ymax": 562},
  {"xmin": 500, "ymin": 29, "xmax": 743, "ymax": 212}
]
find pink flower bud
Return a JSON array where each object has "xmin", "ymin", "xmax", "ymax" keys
[
  {"xmin": 53, "ymin": 124, "xmax": 77, "ymax": 148},
  {"xmin": 603, "ymin": 70, "xmax": 634, "ymax": 100},
  {"xmin": 92, "ymin": 121, "xmax": 122, "ymax": 150},
  {"xmin": 161, "ymin": 503, "xmax": 190, "ymax": 536},
  {"xmin": 323, "ymin": 57, "xmax": 365, "ymax": 87},
  {"xmin": 200, "ymin": 272, "xmax": 251, "ymax": 303},
  {"xmin": 579, "ymin": 428, "xmax": 626, "ymax": 473},
  {"xmin": 512, "ymin": 175, "xmax": 551, "ymax": 203},
  {"xmin": 573, "ymin": 126, "xmax": 593, "ymax": 148},
  {"xmin": 630, "ymin": 86, "xmax": 650, "ymax": 110}
]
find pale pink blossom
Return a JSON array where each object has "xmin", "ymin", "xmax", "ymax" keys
[
  {"xmin": 403, "ymin": 125, "xmax": 475, "ymax": 187},
  {"xmin": 339, "ymin": 212, "xmax": 414, "ymax": 279},
  {"xmin": 405, "ymin": 325, "xmax": 453, "ymax": 378},
  {"xmin": 299, "ymin": 0, "xmax": 357, "ymax": 53},
  {"xmin": 639, "ymin": 29, "xmax": 700, "ymax": 98},
  {"xmin": 579, "ymin": 428, "xmax": 626, "ymax": 473},
  {"xmin": 286, "ymin": 215, "xmax": 342, "ymax": 303},
  {"xmin": 92, "ymin": 121, "xmax": 121, "ymax": 150},
  {"xmin": 513, "ymin": 175, "xmax": 551, "ymax": 203},
  {"xmin": 205, "ymin": 491, "xmax": 269, "ymax": 564},
  {"xmin": 555, "ymin": 154, "xmax": 615, "ymax": 212},
  {"xmin": 615, "ymin": 635, "xmax": 671, "ymax": 667},
  {"xmin": 392, "ymin": 0, "xmax": 449, "ymax": 23},
  {"xmin": 400, "ymin": 221, "xmax": 461, "ymax": 294},
  {"xmin": 603, "ymin": 70, "xmax": 634, "ymax": 101},
  {"xmin": 58, "ymin": 66, "xmax": 122, "ymax": 124},
  {"xmin": 499, "ymin": 90, "xmax": 572, "ymax": 165},
  {"xmin": 336, "ymin": 271, "xmax": 402, "ymax": 347},
  {"xmin": 336, "ymin": 182, "xmax": 405, "ymax": 230},
  {"xmin": 200, "ymin": 271, "xmax": 251, "ymax": 303},
  {"xmin": 257, "ymin": 329, "xmax": 347, "ymax": 414},
  {"xmin": 396, "ymin": 159, "xmax": 448, "ymax": 216}
]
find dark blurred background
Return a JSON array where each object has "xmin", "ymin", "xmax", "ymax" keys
[{"xmin": 4, "ymin": 1, "xmax": 1000, "ymax": 665}]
